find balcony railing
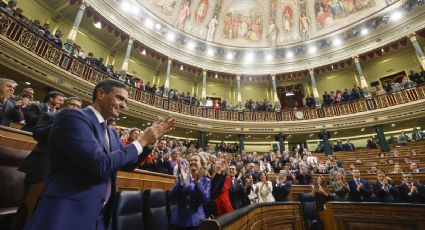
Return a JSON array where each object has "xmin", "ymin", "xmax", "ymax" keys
[{"xmin": 1, "ymin": 11, "xmax": 425, "ymax": 122}]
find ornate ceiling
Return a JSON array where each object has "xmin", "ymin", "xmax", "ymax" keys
[{"xmin": 140, "ymin": 0, "xmax": 385, "ymax": 48}]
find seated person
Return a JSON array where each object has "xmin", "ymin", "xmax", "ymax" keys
[
  {"xmin": 374, "ymin": 172, "xmax": 398, "ymax": 203},
  {"xmin": 272, "ymin": 170, "xmax": 292, "ymax": 202},
  {"xmin": 399, "ymin": 173, "xmax": 424, "ymax": 203},
  {"xmin": 410, "ymin": 162, "xmax": 424, "ymax": 173},
  {"xmin": 47, "ymin": 30, "xmax": 63, "ymax": 48},
  {"xmin": 391, "ymin": 164, "xmax": 403, "ymax": 174},
  {"xmin": 412, "ymin": 128, "xmax": 425, "ymax": 141},
  {"xmin": 122, "ymin": 128, "xmax": 141, "ymax": 146},
  {"xmin": 343, "ymin": 139, "xmax": 355, "ymax": 151},
  {"xmin": 399, "ymin": 132, "xmax": 411, "ymax": 145},
  {"xmin": 347, "ymin": 169, "xmax": 372, "ymax": 201}
]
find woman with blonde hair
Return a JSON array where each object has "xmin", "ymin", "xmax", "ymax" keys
[
  {"xmin": 332, "ymin": 172, "xmax": 350, "ymax": 201},
  {"xmin": 170, "ymin": 153, "xmax": 211, "ymax": 229}
]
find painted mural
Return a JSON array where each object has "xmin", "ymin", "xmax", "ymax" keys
[{"xmin": 139, "ymin": 0, "xmax": 384, "ymax": 47}]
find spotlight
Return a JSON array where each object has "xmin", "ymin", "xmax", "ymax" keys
[
  {"xmin": 155, "ymin": 23, "xmax": 162, "ymax": 30},
  {"xmin": 166, "ymin": 33, "xmax": 175, "ymax": 41},
  {"xmin": 207, "ymin": 48, "xmax": 214, "ymax": 56},
  {"xmin": 226, "ymin": 52, "xmax": 234, "ymax": 60},
  {"xmin": 286, "ymin": 51, "xmax": 294, "ymax": 58},
  {"xmin": 308, "ymin": 46, "xmax": 317, "ymax": 54},
  {"xmin": 186, "ymin": 41, "xmax": 195, "ymax": 50},
  {"xmin": 93, "ymin": 22, "xmax": 102, "ymax": 29},
  {"xmin": 333, "ymin": 38, "xmax": 342, "ymax": 46},
  {"xmin": 24, "ymin": 81, "xmax": 31, "ymax": 85},
  {"xmin": 390, "ymin": 11, "xmax": 403, "ymax": 21},
  {"xmin": 360, "ymin": 28, "xmax": 369, "ymax": 35},
  {"xmin": 265, "ymin": 53, "xmax": 273, "ymax": 61},
  {"xmin": 244, "ymin": 52, "xmax": 255, "ymax": 62},
  {"xmin": 144, "ymin": 18, "xmax": 154, "ymax": 29}
]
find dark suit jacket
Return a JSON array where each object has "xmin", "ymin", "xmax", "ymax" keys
[
  {"xmin": 272, "ymin": 182, "xmax": 291, "ymax": 201},
  {"xmin": 373, "ymin": 181, "xmax": 398, "ymax": 203},
  {"xmin": 25, "ymin": 108, "xmax": 149, "ymax": 230},
  {"xmin": 19, "ymin": 112, "xmax": 55, "ymax": 186},
  {"xmin": 348, "ymin": 178, "xmax": 372, "ymax": 201},
  {"xmin": 229, "ymin": 177, "xmax": 249, "ymax": 210},
  {"xmin": 399, "ymin": 182, "xmax": 423, "ymax": 203},
  {"xmin": 0, "ymin": 99, "xmax": 23, "ymax": 126},
  {"xmin": 22, "ymin": 103, "xmax": 48, "ymax": 132}
]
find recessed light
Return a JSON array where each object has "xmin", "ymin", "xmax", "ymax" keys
[
  {"xmin": 361, "ymin": 128, "xmax": 365, "ymax": 132},
  {"xmin": 122, "ymin": 116, "xmax": 126, "ymax": 119},
  {"xmin": 390, "ymin": 11, "xmax": 402, "ymax": 21},
  {"xmin": 286, "ymin": 51, "xmax": 294, "ymax": 58},
  {"xmin": 360, "ymin": 28, "xmax": 369, "ymax": 35},
  {"xmin": 24, "ymin": 81, "xmax": 31, "ymax": 85},
  {"xmin": 131, "ymin": 7, "xmax": 140, "ymax": 15},
  {"xmin": 155, "ymin": 23, "xmax": 161, "ymax": 30},
  {"xmin": 265, "ymin": 53, "xmax": 273, "ymax": 61},
  {"xmin": 166, "ymin": 33, "xmax": 175, "ymax": 41},
  {"xmin": 226, "ymin": 52, "xmax": 234, "ymax": 60},
  {"xmin": 333, "ymin": 38, "xmax": 342, "ymax": 46},
  {"xmin": 141, "ymin": 49, "xmax": 146, "ymax": 55},
  {"xmin": 391, "ymin": 124, "xmax": 395, "ymax": 127},
  {"xmin": 207, "ymin": 48, "xmax": 214, "ymax": 56},
  {"xmin": 333, "ymin": 131, "xmax": 338, "ymax": 134},
  {"xmin": 93, "ymin": 22, "xmax": 102, "ymax": 29},
  {"xmin": 308, "ymin": 46, "xmax": 317, "ymax": 54},
  {"xmin": 144, "ymin": 18, "xmax": 154, "ymax": 29},
  {"xmin": 121, "ymin": 2, "xmax": 131, "ymax": 12},
  {"xmin": 186, "ymin": 41, "xmax": 195, "ymax": 50}
]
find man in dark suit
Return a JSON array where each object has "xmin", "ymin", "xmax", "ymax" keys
[
  {"xmin": 348, "ymin": 169, "xmax": 372, "ymax": 201},
  {"xmin": 228, "ymin": 165, "xmax": 249, "ymax": 210},
  {"xmin": 373, "ymin": 172, "xmax": 398, "ymax": 203},
  {"xmin": 272, "ymin": 171, "xmax": 292, "ymax": 201},
  {"xmin": 412, "ymin": 128, "xmax": 424, "ymax": 141},
  {"xmin": 0, "ymin": 78, "xmax": 27, "ymax": 126},
  {"xmin": 25, "ymin": 79, "xmax": 175, "ymax": 230},
  {"xmin": 343, "ymin": 139, "xmax": 355, "ymax": 151},
  {"xmin": 399, "ymin": 173, "xmax": 424, "ymax": 203},
  {"xmin": 22, "ymin": 91, "xmax": 64, "ymax": 132},
  {"xmin": 296, "ymin": 164, "xmax": 312, "ymax": 185},
  {"xmin": 13, "ymin": 97, "xmax": 82, "ymax": 229}
]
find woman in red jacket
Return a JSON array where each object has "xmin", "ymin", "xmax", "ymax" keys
[{"xmin": 209, "ymin": 162, "xmax": 233, "ymax": 217}]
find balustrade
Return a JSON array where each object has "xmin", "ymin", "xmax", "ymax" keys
[{"xmin": 1, "ymin": 11, "xmax": 425, "ymax": 122}]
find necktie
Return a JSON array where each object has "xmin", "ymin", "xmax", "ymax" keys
[{"xmin": 101, "ymin": 122, "xmax": 111, "ymax": 205}]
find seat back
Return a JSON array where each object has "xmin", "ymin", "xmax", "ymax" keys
[
  {"xmin": 300, "ymin": 193, "xmax": 316, "ymax": 221},
  {"xmin": 112, "ymin": 191, "xmax": 144, "ymax": 230},
  {"xmin": 165, "ymin": 190, "xmax": 177, "ymax": 224},
  {"xmin": 143, "ymin": 189, "xmax": 169, "ymax": 230}
]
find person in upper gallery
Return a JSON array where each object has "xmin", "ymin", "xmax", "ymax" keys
[
  {"xmin": 399, "ymin": 131, "xmax": 411, "ymax": 145},
  {"xmin": 121, "ymin": 128, "xmax": 141, "ymax": 146},
  {"xmin": 255, "ymin": 172, "xmax": 275, "ymax": 203},
  {"xmin": 25, "ymin": 79, "xmax": 175, "ymax": 230},
  {"xmin": 228, "ymin": 165, "xmax": 250, "ymax": 209},
  {"xmin": 47, "ymin": 29, "xmax": 63, "ymax": 48},
  {"xmin": 0, "ymin": 78, "xmax": 28, "ymax": 126},
  {"xmin": 374, "ymin": 172, "xmax": 398, "ymax": 203},
  {"xmin": 272, "ymin": 170, "xmax": 292, "ymax": 202},
  {"xmin": 14, "ymin": 97, "xmax": 82, "ymax": 228},
  {"xmin": 332, "ymin": 172, "xmax": 350, "ymax": 201},
  {"xmin": 21, "ymin": 91, "xmax": 64, "ymax": 132},
  {"xmin": 343, "ymin": 139, "xmax": 355, "ymax": 151},
  {"xmin": 169, "ymin": 153, "xmax": 211, "ymax": 230},
  {"xmin": 347, "ymin": 169, "xmax": 372, "ymax": 202},
  {"xmin": 412, "ymin": 128, "xmax": 425, "ymax": 141},
  {"xmin": 399, "ymin": 173, "xmax": 424, "ymax": 203}
]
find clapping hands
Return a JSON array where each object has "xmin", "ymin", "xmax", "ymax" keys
[{"xmin": 139, "ymin": 116, "xmax": 176, "ymax": 147}]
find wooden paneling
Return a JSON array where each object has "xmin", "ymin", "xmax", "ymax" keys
[
  {"xmin": 117, "ymin": 170, "xmax": 175, "ymax": 192},
  {"xmin": 201, "ymin": 203, "xmax": 304, "ymax": 230},
  {"xmin": 322, "ymin": 202, "xmax": 425, "ymax": 230}
]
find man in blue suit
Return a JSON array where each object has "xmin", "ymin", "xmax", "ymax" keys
[
  {"xmin": 348, "ymin": 169, "xmax": 372, "ymax": 202},
  {"xmin": 25, "ymin": 79, "xmax": 175, "ymax": 230}
]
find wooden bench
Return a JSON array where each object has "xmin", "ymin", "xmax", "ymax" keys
[
  {"xmin": 322, "ymin": 202, "xmax": 425, "ymax": 230},
  {"xmin": 199, "ymin": 202, "xmax": 304, "ymax": 230}
]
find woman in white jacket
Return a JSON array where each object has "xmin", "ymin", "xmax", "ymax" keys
[{"xmin": 255, "ymin": 172, "xmax": 275, "ymax": 202}]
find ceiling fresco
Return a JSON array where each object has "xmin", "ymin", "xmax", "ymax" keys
[{"xmin": 139, "ymin": 0, "xmax": 385, "ymax": 47}]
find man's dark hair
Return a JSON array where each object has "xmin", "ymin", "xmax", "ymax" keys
[
  {"xmin": 64, "ymin": 97, "xmax": 82, "ymax": 105},
  {"xmin": 92, "ymin": 79, "xmax": 129, "ymax": 102},
  {"xmin": 43, "ymin": 91, "xmax": 64, "ymax": 103}
]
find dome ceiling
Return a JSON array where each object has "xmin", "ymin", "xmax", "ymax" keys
[{"xmin": 139, "ymin": 0, "xmax": 384, "ymax": 48}]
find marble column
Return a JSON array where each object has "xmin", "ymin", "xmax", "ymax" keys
[
  {"xmin": 65, "ymin": 2, "xmax": 87, "ymax": 51},
  {"xmin": 163, "ymin": 58, "xmax": 172, "ymax": 97},
  {"xmin": 200, "ymin": 69, "xmax": 207, "ymax": 106},
  {"xmin": 319, "ymin": 129, "xmax": 332, "ymax": 156},
  {"xmin": 271, "ymin": 74, "xmax": 281, "ymax": 111},
  {"xmin": 353, "ymin": 56, "xmax": 371, "ymax": 97},
  {"xmin": 238, "ymin": 134, "xmax": 245, "ymax": 154},
  {"xmin": 236, "ymin": 74, "xmax": 242, "ymax": 110},
  {"xmin": 409, "ymin": 33, "xmax": 425, "ymax": 69},
  {"xmin": 199, "ymin": 131, "xmax": 206, "ymax": 148},
  {"xmin": 373, "ymin": 124, "xmax": 390, "ymax": 152},
  {"xmin": 121, "ymin": 37, "xmax": 134, "ymax": 72},
  {"xmin": 309, "ymin": 68, "xmax": 321, "ymax": 107}
]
